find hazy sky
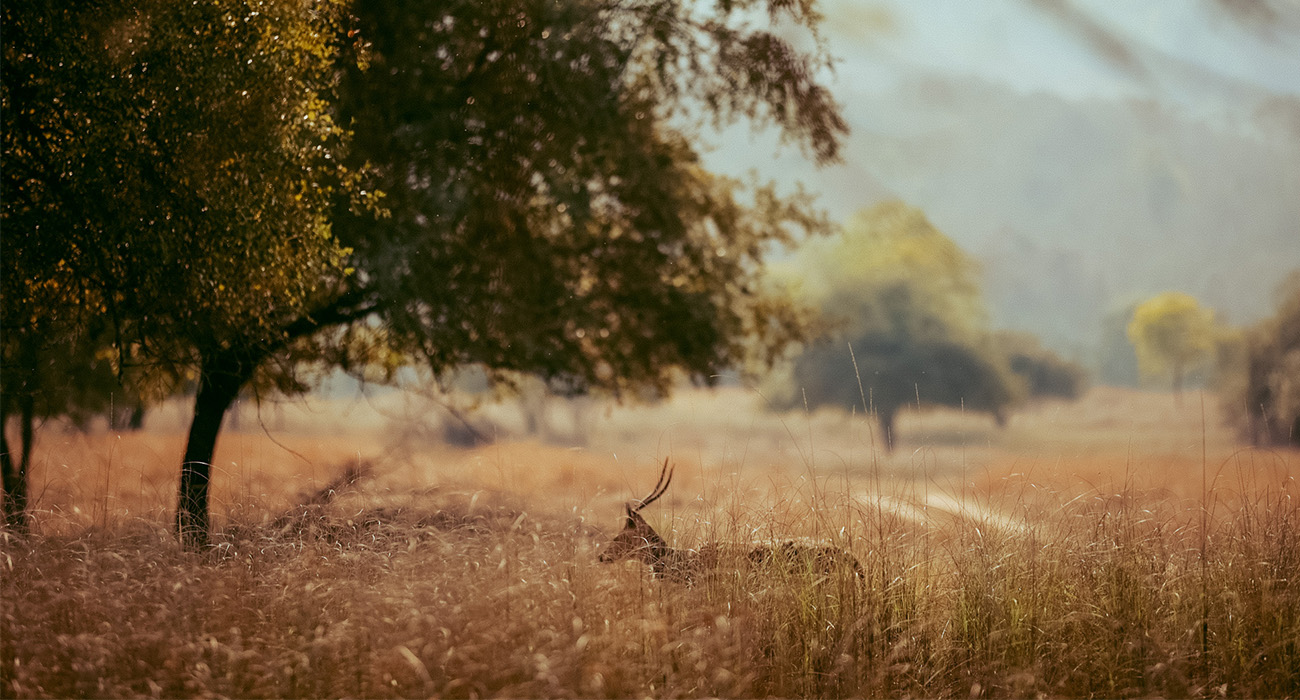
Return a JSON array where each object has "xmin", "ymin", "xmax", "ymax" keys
[
  {"xmin": 708, "ymin": 0, "xmax": 1300, "ymax": 191},
  {"xmin": 829, "ymin": 1, "xmax": 1300, "ymax": 100},
  {"xmin": 704, "ymin": 0, "xmax": 1300, "ymax": 352}
]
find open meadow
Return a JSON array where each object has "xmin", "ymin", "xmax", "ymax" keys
[{"xmin": 3, "ymin": 387, "xmax": 1298, "ymax": 698}]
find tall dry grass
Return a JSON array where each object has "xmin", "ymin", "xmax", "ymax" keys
[{"xmin": 3, "ymin": 387, "xmax": 1299, "ymax": 698}]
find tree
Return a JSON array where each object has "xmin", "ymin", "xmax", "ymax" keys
[
  {"xmin": 1223, "ymin": 272, "xmax": 1300, "ymax": 447},
  {"xmin": 0, "ymin": 318, "xmax": 176, "ymax": 530},
  {"xmin": 780, "ymin": 202, "xmax": 1021, "ymax": 450},
  {"xmin": 330, "ymin": 0, "xmax": 845, "ymax": 395},
  {"xmin": 1127, "ymin": 292, "xmax": 1217, "ymax": 397},
  {"xmin": 3, "ymin": 0, "xmax": 362, "ymax": 541},
  {"xmin": 5, "ymin": 0, "xmax": 846, "ymax": 545},
  {"xmin": 792, "ymin": 333, "xmax": 1018, "ymax": 451},
  {"xmin": 994, "ymin": 331, "xmax": 1087, "ymax": 400}
]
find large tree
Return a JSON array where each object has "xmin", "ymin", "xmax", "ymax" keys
[
  {"xmin": 328, "ymin": 0, "xmax": 846, "ymax": 397},
  {"xmin": 3, "ymin": 0, "xmax": 362, "ymax": 539},
  {"xmin": 4, "ymin": 0, "xmax": 846, "ymax": 545}
]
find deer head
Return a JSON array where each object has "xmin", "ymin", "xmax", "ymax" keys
[{"xmin": 598, "ymin": 459, "xmax": 674, "ymax": 566}]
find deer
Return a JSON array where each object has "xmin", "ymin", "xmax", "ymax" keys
[{"xmin": 598, "ymin": 459, "xmax": 864, "ymax": 585}]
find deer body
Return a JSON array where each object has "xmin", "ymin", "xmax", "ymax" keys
[{"xmin": 599, "ymin": 461, "xmax": 863, "ymax": 585}]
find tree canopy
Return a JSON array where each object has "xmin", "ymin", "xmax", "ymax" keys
[
  {"xmin": 778, "ymin": 202, "xmax": 1021, "ymax": 450},
  {"xmin": 1127, "ymin": 291, "xmax": 1217, "ymax": 396},
  {"xmin": 995, "ymin": 330, "xmax": 1087, "ymax": 401},
  {"xmin": 3, "ymin": 0, "xmax": 363, "ymax": 535},
  {"xmin": 330, "ymin": 0, "xmax": 844, "ymax": 395}
]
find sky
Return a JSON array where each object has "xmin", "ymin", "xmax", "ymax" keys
[
  {"xmin": 704, "ymin": 0, "xmax": 1300, "ymax": 359},
  {"xmin": 819, "ymin": 0, "xmax": 1300, "ymax": 111}
]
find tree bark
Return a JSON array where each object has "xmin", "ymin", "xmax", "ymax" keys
[
  {"xmin": 1, "ymin": 401, "xmax": 33, "ymax": 534},
  {"xmin": 1172, "ymin": 361, "xmax": 1185, "ymax": 407},
  {"xmin": 878, "ymin": 405, "xmax": 898, "ymax": 453},
  {"xmin": 127, "ymin": 402, "xmax": 146, "ymax": 431},
  {"xmin": 2, "ymin": 340, "xmax": 38, "ymax": 534},
  {"xmin": 172, "ymin": 294, "xmax": 381, "ymax": 548},
  {"xmin": 176, "ymin": 352, "xmax": 250, "ymax": 549}
]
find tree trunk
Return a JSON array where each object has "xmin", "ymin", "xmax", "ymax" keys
[
  {"xmin": 878, "ymin": 405, "xmax": 898, "ymax": 453},
  {"xmin": 1, "ymin": 400, "xmax": 33, "ymax": 534},
  {"xmin": 127, "ymin": 402, "xmax": 146, "ymax": 431},
  {"xmin": 176, "ymin": 352, "xmax": 251, "ymax": 549},
  {"xmin": 2, "ymin": 341, "xmax": 38, "ymax": 534},
  {"xmin": 1172, "ymin": 361, "xmax": 1185, "ymax": 407}
]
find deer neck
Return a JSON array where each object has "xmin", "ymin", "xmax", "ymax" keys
[{"xmin": 638, "ymin": 529, "xmax": 673, "ymax": 566}]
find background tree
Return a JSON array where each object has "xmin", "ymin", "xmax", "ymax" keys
[
  {"xmin": 994, "ymin": 331, "xmax": 1088, "ymax": 401},
  {"xmin": 5, "ymin": 0, "xmax": 846, "ymax": 545},
  {"xmin": 779, "ymin": 202, "xmax": 1021, "ymax": 450},
  {"xmin": 1222, "ymin": 272, "xmax": 1300, "ymax": 447},
  {"xmin": 1127, "ymin": 291, "xmax": 1217, "ymax": 398},
  {"xmin": 0, "ymin": 319, "xmax": 179, "ymax": 529}
]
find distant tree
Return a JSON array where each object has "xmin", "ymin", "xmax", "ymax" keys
[
  {"xmin": 792, "ymin": 331, "xmax": 1018, "ymax": 451},
  {"xmin": 994, "ymin": 331, "xmax": 1088, "ymax": 400},
  {"xmin": 781, "ymin": 202, "xmax": 1020, "ymax": 450},
  {"xmin": 1127, "ymin": 292, "xmax": 1217, "ymax": 398},
  {"xmin": 1223, "ymin": 272, "xmax": 1300, "ymax": 447}
]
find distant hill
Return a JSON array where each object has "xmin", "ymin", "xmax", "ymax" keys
[{"xmin": 706, "ymin": 72, "xmax": 1300, "ymax": 368}]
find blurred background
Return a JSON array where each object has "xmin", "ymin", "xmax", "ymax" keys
[
  {"xmin": 708, "ymin": 0, "xmax": 1300, "ymax": 366},
  {"xmin": 5, "ymin": 0, "xmax": 1299, "ymax": 530}
]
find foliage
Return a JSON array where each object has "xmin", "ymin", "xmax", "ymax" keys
[
  {"xmin": 1223, "ymin": 271, "xmax": 1300, "ymax": 446},
  {"xmin": 4, "ymin": 0, "xmax": 846, "ymax": 544},
  {"xmin": 3, "ymin": 0, "xmax": 358, "ymax": 363},
  {"xmin": 332, "ymin": 0, "xmax": 843, "ymax": 396},
  {"xmin": 780, "ymin": 202, "xmax": 1020, "ymax": 449},
  {"xmin": 1127, "ymin": 292, "xmax": 1217, "ymax": 395},
  {"xmin": 0, "ymin": 321, "xmax": 172, "ymax": 430},
  {"xmin": 994, "ymin": 331, "xmax": 1088, "ymax": 400},
  {"xmin": 2, "ymin": 0, "xmax": 361, "ymax": 537}
]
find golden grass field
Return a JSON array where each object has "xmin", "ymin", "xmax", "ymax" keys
[{"xmin": 3, "ymin": 386, "xmax": 1298, "ymax": 698}]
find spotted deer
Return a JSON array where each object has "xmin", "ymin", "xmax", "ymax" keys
[{"xmin": 598, "ymin": 460, "xmax": 863, "ymax": 585}]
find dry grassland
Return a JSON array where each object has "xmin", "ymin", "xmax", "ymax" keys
[{"xmin": 3, "ymin": 387, "xmax": 1298, "ymax": 698}]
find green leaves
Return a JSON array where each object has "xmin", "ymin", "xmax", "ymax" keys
[
  {"xmin": 778, "ymin": 202, "xmax": 1022, "ymax": 447},
  {"xmin": 1126, "ymin": 291, "xmax": 1217, "ymax": 393},
  {"xmin": 798, "ymin": 202, "xmax": 986, "ymax": 340},
  {"xmin": 335, "ymin": 0, "xmax": 843, "ymax": 397},
  {"xmin": 3, "ymin": 0, "xmax": 360, "ymax": 365}
]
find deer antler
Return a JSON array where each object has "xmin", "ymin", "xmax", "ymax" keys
[{"xmin": 632, "ymin": 458, "xmax": 674, "ymax": 511}]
